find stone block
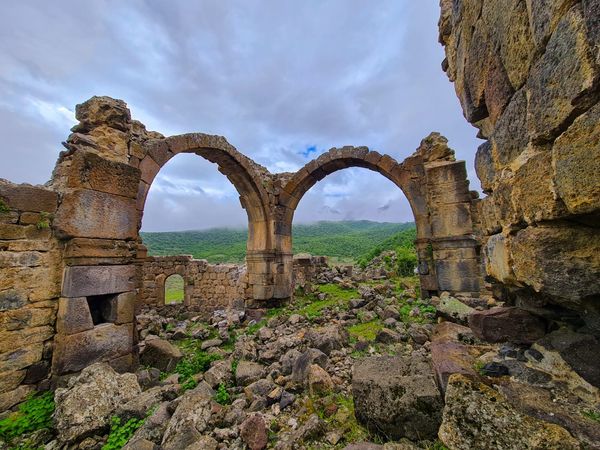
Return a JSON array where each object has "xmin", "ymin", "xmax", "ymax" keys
[
  {"xmin": 0, "ymin": 369, "xmax": 26, "ymax": 394},
  {"xmin": 0, "ymin": 326, "xmax": 53, "ymax": 354},
  {"xmin": 138, "ymin": 156, "xmax": 161, "ymax": 184},
  {"xmin": 527, "ymin": 5, "xmax": 598, "ymax": 141},
  {"xmin": 56, "ymin": 297, "xmax": 94, "ymax": 335},
  {"xmin": 0, "ymin": 182, "xmax": 58, "ymax": 213},
  {"xmin": 553, "ymin": 102, "xmax": 600, "ymax": 215},
  {"xmin": 0, "ymin": 343, "xmax": 44, "ymax": 371},
  {"xmin": 511, "ymin": 149, "xmax": 567, "ymax": 223},
  {"xmin": 484, "ymin": 233, "xmax": 513, "ymax": 283},
  {"xmin": 62, "ymin": 265, "xmax": 136, "ymax": 297},
  {"xmin": 510, "ymin": 224, "xmax": 600, "ymax": 301},
  {"xmin": 490, "ymin": 88, "xmax": 528, "ymax": 168},
  {"xmin": 66, "ymin": 151, "xmax": 140, "ymax": 199},
  {"xmin": 64, "ymin": 238, "xmax": 136, "ymax": 259},
  {"xmin": 54, "ymin": 189, "xmax": 138, "ymax": 240},
  {"xmin": 0, "ymin": 385, "xmax": 34, "ymax": 412},
  {"xmin": 468, "ymin": 307, "xmax": 547, "ymax": 344},
  {"xmin": 105, "ymin": 291, "xmax": 135, "ymax": 325},
  {"xmin": 474, "ymin": 141, "xmax": 495, "ymax": 193},
  {"xmin": 0, "ymin": 307, "xmax": 55, "ymax": 332},
  {"xmin": 52, "ymin": 323, "xmax": 134, "ymax": 374},
  {"xmin": 430, "ymin": 202, "xmax": 474, "ymax": 238}
]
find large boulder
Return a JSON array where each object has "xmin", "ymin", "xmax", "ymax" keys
[
  {"xmin": 352, "ymin": 354, "xmax": 443, "ymax": 441},
  {"xmin": 534, "ymin": 327, "xmax": 600, "ymax": 388},
  {"xmin": 468, "ymin": 307, "xmax": 546, "ymax": 344},
  {"xmin": 140, "ymin": 339, "xmax": 183, "ymax": 372},
  {"xmin": 55, "ymin": 363, "xmax": 141, "ymax": 443},
  {"xmin": 439, "ymin": 374, "xmax": 582, "ymax": 449},
  {"xmin": 160, "ymin": 384, "xmax": 215, "ymax": 450}
]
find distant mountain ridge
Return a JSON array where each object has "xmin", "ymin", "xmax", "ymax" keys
[{"xmin": 141, "ymin": 220, "xmax": 416, "ymax": 264}]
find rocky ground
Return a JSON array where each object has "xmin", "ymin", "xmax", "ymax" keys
[{"xmin": 1, "ymin": 263, "xmax": 599, "ymax": 450}]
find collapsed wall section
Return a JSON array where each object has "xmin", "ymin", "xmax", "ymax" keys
[{"xmin": 439, "ymin": 0, "xmax": 600, "ymax": 334}]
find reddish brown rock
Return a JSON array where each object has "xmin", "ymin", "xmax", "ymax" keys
[
  {"xmin": 468, "ymin": 307, "xmax": 547, "ymax": 344},
  {"xmin": 240, "ymin": 413, "xmax": 268, "ymax": 450}
]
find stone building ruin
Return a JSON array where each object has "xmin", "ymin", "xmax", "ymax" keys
[
  {"xmin": 0, "ymin": 96, "xmax": 480, "ymax": 409},
  {"xmin": 0, "ymin": 0, "xmax": 598, "ymax": 416}
]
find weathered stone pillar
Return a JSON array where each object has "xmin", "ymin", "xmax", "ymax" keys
[{"xmin": 426, "ymin": 160, "xmax": 480, "ymax": 296}]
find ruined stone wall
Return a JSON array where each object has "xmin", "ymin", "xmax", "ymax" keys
[
  {"xmin": 0, "ymin": 181, "xmax": 62, "ymax": 410},
  {"xmin": 439, "ymin": 0, "xmax": 600, "ymax": 334},
  {"xmin": 140, "ymin": 256, "xmax": 249, "ymax": 316},
  {"xmin": 292, "ymin": 255, "xmax": 329, "ymax": 290}
]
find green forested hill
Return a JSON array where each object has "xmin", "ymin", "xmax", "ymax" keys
[{"xmin": 141, "ymin": 220, "xmax": 416, "ymax": 264}]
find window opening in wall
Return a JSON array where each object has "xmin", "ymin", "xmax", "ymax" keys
[
  {"xmin": 165, "ymin": 274, "xmax": 185, "ymax": 304},
  {"xmin": 86, "ymin": 294, "xmax": 117, "ymax": 325}
]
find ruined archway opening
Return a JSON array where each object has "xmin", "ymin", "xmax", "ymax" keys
[
  {"xmin": 290, "ymin": 166, "xmax": 423, "ymax": 310},
  {"xmin": 164, "ymin": 274, "xmax": 185, "ymax": 305},
  {"xmin": 138, "ymin": 152, "xmax": 251, "ymax": 312}
]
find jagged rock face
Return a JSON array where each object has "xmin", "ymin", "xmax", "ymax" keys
[
  {"xmin": 54, "ymin": 362, "xmax": 141, "ymax": 444},
  {"xmin": 439, "ymin": 374, "xmax": 582, "ymax": 450},
  {"xmin": 439, "ymin": 0, "xmax": 600, "ymax": 334}
]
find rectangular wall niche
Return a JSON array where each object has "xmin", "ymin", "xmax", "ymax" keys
[{"xmin": 86, "ymin": 294, "xmax": 119, "ymax": 325}]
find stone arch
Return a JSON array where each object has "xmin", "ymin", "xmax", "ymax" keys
[
  {"xmin": 136, "ymin": 133, "xmax": 271, "ymax": 252},
  {"xmin": 281, "ymin": 146, "xmax": 430, "ymax": 240},
  {"xmin": 274, "ymin": 136, "xmax": 481, "ymax": 297}
]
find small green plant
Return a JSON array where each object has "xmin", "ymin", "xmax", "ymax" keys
[
  {"xmin": 0, "ymin": 391, "xmax": 55, "ymax": 442},
  {"xmin": 0, "ymin": 199, "xmax": 9, "ymax": 214},
  {"xmin": 473, "ymin": 360, "xmax": 486, "ymax": 375},
  {"xmin": 171, "ymin": 349, "xmax": 221, "ymax": 389},
  {"xmin": 582, "ymin": 409, "xmax": 600, "ymax": 423},
  {"xmin": 347, "ymin": 320, "xmax": 383, "ymax": 341},
  {"xmin": 215, "ymin": 383, "xmax": 231, "ymax": 405},
  {"xmin": 428, "ymin": 441, "xmax": 449, "ymax": 450},
  {"xmin": 164, "ymin": 323, "xmax": 175, "ymax": 332},
  {"xmin": 35, "ymin": 212, "xmax": 52, "ymax": 230},
  {"xmin": 102, "ymin": 416, "xmax": 145, "ymax": 450}
]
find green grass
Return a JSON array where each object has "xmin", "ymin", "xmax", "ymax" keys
[
  {"xmin": 0, "ymin": 391, "xmax": 54, "ymax": 443},
  {"xmin": 398, "ymin": 301, "xmax": 436, "ymax": 323},
  {"xmin": 165, "ymin": 275, "xmax": 184, "ymax": 304},
  {"xmin": 347, "ymin": 320, "xmax": 384, "ymax": 341},
  {"xmin": 141, "ymin": 221, "xmax": 415, "ymax": 264},
  {"xmin": 582, "ymin": 409, "xmax": 600, "ymax": 423}
]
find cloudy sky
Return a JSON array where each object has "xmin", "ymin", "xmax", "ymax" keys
[{"xmin": 0, "ymin": 1, "xmax": 481, "ymax": 232}]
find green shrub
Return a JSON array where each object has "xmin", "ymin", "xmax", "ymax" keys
[
  {"xmin": 215, "ymin": 383, "xmax": 231, "ymax": 405},
  {"xmin": 35, "ymin": 212, "xmax": 52, "ymax": 230},
  {"xmin": 395, "ymin": 246, "xmax": 417, "ymax": 277},
  {"xmin": 0, "ymin": 391, "xmax": 55, "ymax": 442},
  {"xmin": 102, "ymin": 416, "xmax": 145, "ymax": 450},
  {"xmin": 0, "ymin": 199, "xmax": 9, "ymax": 213}
]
